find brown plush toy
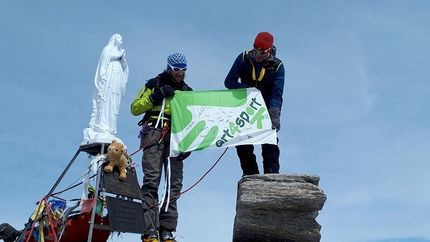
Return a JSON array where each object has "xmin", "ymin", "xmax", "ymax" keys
[{"xmin": 103, "ymin": 140, "xmax": 128, "ymax": 180}]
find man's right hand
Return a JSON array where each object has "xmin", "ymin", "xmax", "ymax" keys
[
  {"xmin": 176, "ymin": 151, "xmax": 191, "ymax": 161},
  {"xmin": 150, "ymin": 85, "xmax": 175, "ymax": 104}
]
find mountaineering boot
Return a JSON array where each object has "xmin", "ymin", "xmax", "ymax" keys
[
  {"xmin": 141, "ymin": 229, "xmax": 159, "ymax": 242},
  {"xmin": 161, "ymin": 230, "xmax": 176, "ymax": 242},
  {"xmin": 142, "ymin": 234, "xmax": 158, "ymax": 242},
  {"xmin": 143, "ymin": 238, "xmax": 158, "ymax": 242}
]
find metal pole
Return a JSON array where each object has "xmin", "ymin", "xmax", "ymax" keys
[{"xmin": 87, "ymin": 143, "xmax": 105, "ymax": 242}]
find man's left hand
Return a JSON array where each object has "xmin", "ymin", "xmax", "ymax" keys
[{"xmin": 269, "ymin": 107, "xmax": 281, "ymax": 132}]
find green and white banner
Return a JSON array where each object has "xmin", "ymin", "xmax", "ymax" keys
[{"xmin": 170, "ymin": 88, "xmax": 277, "ymax": 157}]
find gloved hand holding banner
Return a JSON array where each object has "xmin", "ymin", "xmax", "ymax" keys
[{"xmin": 170, "ymin": 88, "xmax": 277, "ymax": 157}]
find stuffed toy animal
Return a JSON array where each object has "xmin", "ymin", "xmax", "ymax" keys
[{"xmin": 102, "ymin": 140, "xmax": 128, "ymax": 180}]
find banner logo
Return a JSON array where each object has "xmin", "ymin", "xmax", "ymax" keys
[{"xmin": 170, "ymin": 88, "xmax": 276, "ymax": 157}]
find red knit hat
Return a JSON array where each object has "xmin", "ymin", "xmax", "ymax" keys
[{"xmin": 253, "ymin": 32, "xmax": 274, "ymax": 50}]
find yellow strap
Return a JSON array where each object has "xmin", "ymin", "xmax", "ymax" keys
[
  {"xmin": 275, "ymin": 61, "xmax": 283, "ymax": 72},
  {"xmin": 251, "ymin": 65, "xmax": 266, "ymax": 82},
  {"xmin": 31, "ymin": 200, "xmax": 46, "ymax": 220},
  {"xmin": 39, "ymin": 218, "xmax": 46, "ymax": 242},
  {"xmin": 242, "ymin": 50, "xmax": 251, "ymax": 62}
]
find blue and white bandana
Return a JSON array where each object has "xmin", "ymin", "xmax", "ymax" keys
[{"xmin": 167, "ymin": 52, "xmax": 187, "ymax": 69}]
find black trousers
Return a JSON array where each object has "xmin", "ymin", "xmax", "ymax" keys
[{"xmin": 236, "ymin": 141, "xmax": 280, "ymax": 176}]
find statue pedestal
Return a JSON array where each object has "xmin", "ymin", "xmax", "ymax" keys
[{"xmin": 81, "ymin": 128, "xmax": 125, "ymax": 148}]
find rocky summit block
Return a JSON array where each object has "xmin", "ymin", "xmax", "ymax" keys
[{"xmin": 233, "ymin": 174, "xmax": 327, "ymax": 242}]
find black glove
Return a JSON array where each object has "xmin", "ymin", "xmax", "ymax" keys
[
  {"xmin": 269, "ymin": 106, "xmax": 281, "ymax": 132},
  {"xmin": 176, "ymin": 151, "xmax": 191, "ymax": 161},
  {"xmin": 149, "ymin": 85, "xmax": 175, "ymax": 104}
]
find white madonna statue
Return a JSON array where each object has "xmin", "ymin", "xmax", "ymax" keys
[{"xmin": 81, "ymin": 33, "xmax": 129, "ymax": 145}]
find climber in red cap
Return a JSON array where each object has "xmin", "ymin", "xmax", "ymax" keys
[{"xmin": 225, "ymin": 32, "xmax": 285, "ymax": 176}]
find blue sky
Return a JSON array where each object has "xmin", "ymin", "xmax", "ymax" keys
[{"xmin": 1, "ymin": 1, "xmax": 429, "ymax": 242}]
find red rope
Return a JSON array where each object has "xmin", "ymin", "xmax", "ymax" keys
[
  {"xmin": 25, "ymin": 196, "xmax": 47, "ymax": 242},
  {"xmin": 129, "ymin": 125, "xmax": 170, "ymax": 157},
  {"xmin": 51, "ymin": 174, "xmax": 97, "ymax": 197},
  {"xmin": 129, "ymin": 147, "xmax": 143, "ymax": 157},
  {"xmin": 25, "ymin": 196, "xmax": 61, "ymax": 242},
  {"xmin": 148, "ymin": 147, "xmax": 229, "ymax": 209},
  {"xmin": 44, "ymin": 202, "xmax": 59, "ymax": 242}
]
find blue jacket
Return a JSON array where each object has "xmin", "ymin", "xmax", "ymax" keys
[{"xmin": 224, "ymin": 50, "xmax": 285, "ymax": 108}]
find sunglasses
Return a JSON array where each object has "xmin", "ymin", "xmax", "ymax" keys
[
  {"xmin": 169, "ymin": 64, "xmax": 187, "ymax": 72},
  {"xmin": 253, "ymin": 47, "xmax": 271, "ymax": 54}
]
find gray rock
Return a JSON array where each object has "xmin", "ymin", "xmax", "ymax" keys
[{"xmin": 233, "ymin": 174, "xmax": 327, "ymax": 242}]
